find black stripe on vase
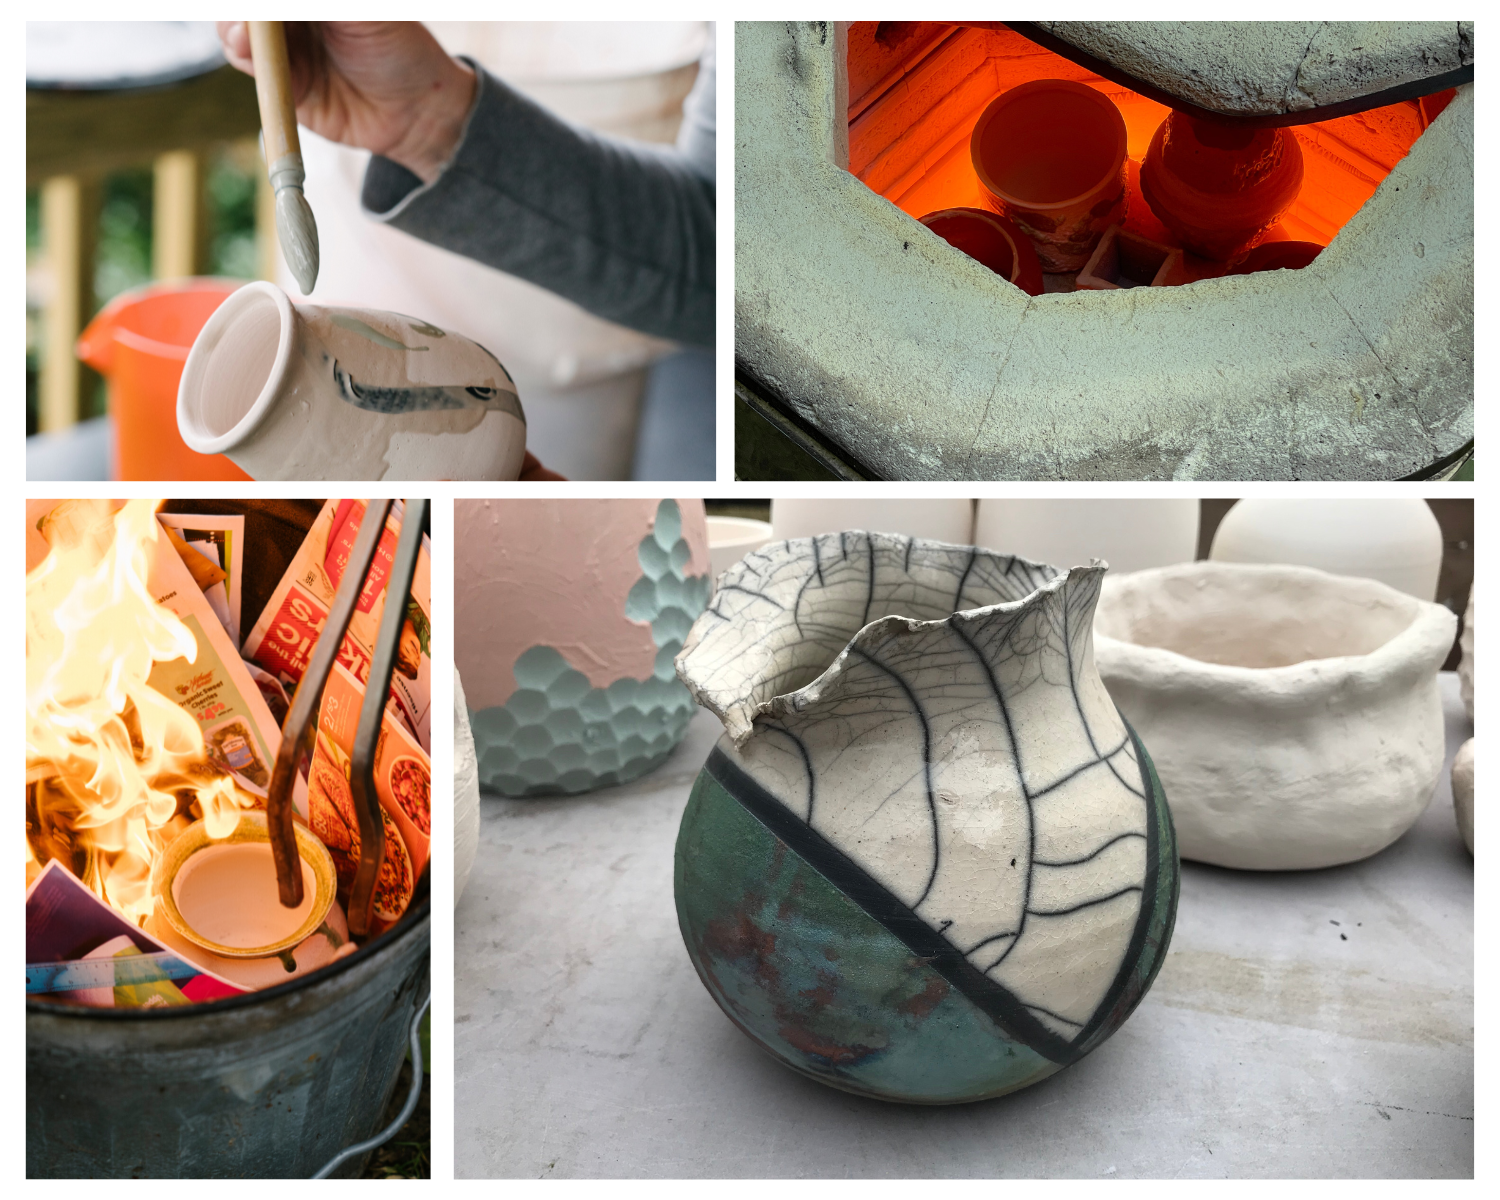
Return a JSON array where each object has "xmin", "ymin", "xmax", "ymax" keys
[
  {"xmin": 706, "ymin": 747, "xmax": 1081, "ymax": 1065},
  {"xmin": 1071, "ymin": 718, "xmax": 1178, "ymax": 1054}
]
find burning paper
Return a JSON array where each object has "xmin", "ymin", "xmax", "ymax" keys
[
  {"xmin": 157, "ymin": 512, "xmax": 245, "ymax": 644},
  {"xmin": 25, "ymin": 500, "xmax": 282, "ymax": 927}
]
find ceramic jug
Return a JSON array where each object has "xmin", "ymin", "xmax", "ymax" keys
[
  {"xmin": 1140, "ymin": 111, "xmax": 1304, "ymax": 262},
  {"xmin": 176, "ymin": 281, "xmax": 527, "ymax": 480},
  {"xmin": 673, "ymin": 533, "xmax": 1179, "ymax": 1104}
]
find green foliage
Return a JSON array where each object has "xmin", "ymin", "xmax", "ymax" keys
[
  {"xmin": 206, "ymin": 144, "xmax": 259, "ymax": 280},
  {"xmin": 95, "ymin": 167, "xmax": 153, "ymax": 308}
]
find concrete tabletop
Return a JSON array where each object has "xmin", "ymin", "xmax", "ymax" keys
[{"xmin": 456, "ymin": 675, "xmax": 1473, "ymax": 1179}]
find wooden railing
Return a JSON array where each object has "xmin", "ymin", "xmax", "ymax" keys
[{"xmin": 27, "ymin": 64, "xmax": 275, "ymax": 433}]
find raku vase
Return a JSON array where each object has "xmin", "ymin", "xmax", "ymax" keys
[{"xmin": 673, "ymin": 533, "xmax": 1179, "ymax": 1104}]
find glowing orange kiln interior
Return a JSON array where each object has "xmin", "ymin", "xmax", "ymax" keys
[{"xmin": 847, "ymin": 22, "xmax": 1453, "ymax": 272}]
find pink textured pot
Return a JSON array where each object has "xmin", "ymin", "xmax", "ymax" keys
[{"xmin": 455, "ymin": 499, "xmax": 711, "ymax": 796}]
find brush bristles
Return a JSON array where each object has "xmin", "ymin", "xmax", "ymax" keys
[{"xmin": 275, "ymin": 187, "xmax": 320, "ymax": 295}]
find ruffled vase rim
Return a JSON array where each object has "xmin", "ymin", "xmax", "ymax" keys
[{"xmin": 676, "ymin": 532, "xmax": 1104, "ymax": 747}]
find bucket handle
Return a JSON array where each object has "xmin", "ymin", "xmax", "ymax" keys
[{"xmin": 312, "ymin": 988, "xmax": 431, "ymax": 1179}]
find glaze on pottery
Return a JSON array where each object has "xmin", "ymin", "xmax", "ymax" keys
[
  {"xmin": 1095, "ymin": 562, "xmax": 1456, "ymax": 870},
  {"xmin": 674, "ymin": 533, "xmax": 1178, "ymax": 1104},
  {"xmin": 146, "ymin": 899, "xmax": 352, "ymax": 990},
  {"xmin": 458, "ymin": 499, "xmax": 712, "ymax": 796},
  {"xmin": 970, "ymin": 79, "xmax": 1128, "ymax": 272},
  {"xmin": 146, "ymin": 812, "xmax": 350, "ymax": 988},
  {"xmin": 171, "ymin": 842, "xmax": 315, "ymax": 949},
  {"xmin": 177, "ymin": 281, "xmax": 526, "ymax": 480},
  {"xmin": 1140, "ymin": 112, "xmax": 1304, "ymax": 261}
]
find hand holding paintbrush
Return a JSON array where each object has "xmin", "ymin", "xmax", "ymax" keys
[
  {"xmin": 220, "ymin": 21, "xmax": 476, "ymax": 197},
  {"xmin": 247, "ymin": 22, "xmax": 320, "ymax": 294}
]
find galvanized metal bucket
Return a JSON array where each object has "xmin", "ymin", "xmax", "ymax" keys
[{"xmin": 27, "ymin": 888, "xmax": 429, "ymax": 1178}]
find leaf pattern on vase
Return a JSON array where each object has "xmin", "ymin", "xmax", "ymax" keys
[{"xmin": 678, "ymin": 532, "xmax": 1172, "ymax": 1059}]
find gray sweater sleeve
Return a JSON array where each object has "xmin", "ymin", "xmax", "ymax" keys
[{"xmin": 360, "ymin": 48, "xmax": 716, "ymax": 349}]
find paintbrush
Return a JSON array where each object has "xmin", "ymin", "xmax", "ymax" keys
[{"xmin": 248, "ymin": 21, "xmax": 319, "ymax": 294}]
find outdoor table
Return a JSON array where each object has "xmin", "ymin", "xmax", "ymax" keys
[{"xmin": 456, "ymin": 675, "xmax": 1473, "ymax": 1178}]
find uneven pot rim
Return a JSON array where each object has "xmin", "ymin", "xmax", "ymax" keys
[
  {"xmin": 1094, "ymin": 560, "xmax": 1456, "ymax": 701},
  {"xmin": 916, "ymin": 207, "xmax": 1045, "ymax": 294},
  {"xmin": 678, "ymin": 531, "xmax": 1101, "ymax": 746},
  {"xmin": 177, "ymin": 280, "xmax": 296, "ymax": 456}
]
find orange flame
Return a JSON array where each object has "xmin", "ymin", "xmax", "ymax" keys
[{"xmin": 26, "ymin": 499, "xmax": 250, "ymax": 923}]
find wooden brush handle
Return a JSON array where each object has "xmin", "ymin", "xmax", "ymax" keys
[{"xmin": 248, "ymin": 21, "xmax": 302, "ymax": 164}]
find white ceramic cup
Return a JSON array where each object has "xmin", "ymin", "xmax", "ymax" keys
[
  {"xmin": 1209, "ymin": 498, "xmax": 1442, "ymax": 602},
  {"xmin": 770, "ymin": 498, "xmax": 974, "ymax": 544},
  {"xmin": 974, "ymin": 498, "xmax": 1199, "ymax": 574},
  {"xmin": 706, "ymin": 516, "xmax": 774, "ymax": 581},
  {"xmin": 177, "ymin": 281, "xmax": 527, "ymax": 480}
]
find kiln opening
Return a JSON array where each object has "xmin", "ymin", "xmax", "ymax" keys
[{"xmin": 849, "ymin": 22, "xmax": 1458, "ymax": 290}]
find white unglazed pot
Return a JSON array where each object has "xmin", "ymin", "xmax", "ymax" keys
[
  {"xmin": 974, "ymin": 499, "xmax": 1199, "ymax": 575},
  {"xmin": 1459, "ymin": 587, "xmax": 1473, "ymax": 719},
  {"xmin": 1094, "ymin": 561, "xmax": 1457, "ymax": 870},
  {"xmin": 770, "ymin": 498, "xmax": 974, "ymax": 544},
  {"xmin": 706, "ymin": 516, "xmax": 774, "ymax": 581},
  {"xmin": 177, "ymin": 281, "xmax": 527, "ymax": 480},
  {"xmin": 455, "ymin": 669, "xmax": 482, "ymax": 907},
  {"xmin": 1209, "ymin": 498, "xmax": 1442, "ymax": 601},
  {"xmin": 1452, "ymin": 737, "xmax": 1474, "ymax": 854}
]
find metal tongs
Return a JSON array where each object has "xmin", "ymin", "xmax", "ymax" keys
[{"xmin": 264, "ymin": 498, "xmax": 430, "ymax": 939}]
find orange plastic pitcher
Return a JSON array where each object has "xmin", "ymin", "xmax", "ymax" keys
[{"xmin": 75, "ymin": 278, "xmax": 253, "ymax": 481}]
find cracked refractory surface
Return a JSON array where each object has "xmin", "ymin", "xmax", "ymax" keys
[
  {"xmin": 1038, "ymin": 22, "xmax": 1473, "ymax": 117},
  {"xmin": 469, "ymin": 500, "xmax": 711, "ymax": 797},
  {"xmin": 674, "ymin": 534, "xmax": 1179, "ymax": 1101},
  {"xmin": 735, "ymin": 22, "xmax": 1473, "ymax": 480}
]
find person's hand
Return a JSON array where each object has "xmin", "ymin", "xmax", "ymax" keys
[
  {"xmin": 519, "ymin": 452, "xmax": 566, "ymax": 482},
  {"xmin": 218, "ymin": 21, "xmax": 476, "ymax": 184}
]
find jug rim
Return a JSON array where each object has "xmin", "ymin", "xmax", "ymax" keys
[{"xmin": 177, "ymin": 281, "xmax": 295, "ymax": 455}]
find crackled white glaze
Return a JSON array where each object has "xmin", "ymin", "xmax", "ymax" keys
[{"xmin": 678, "ymin": 533, "xmax": 1170, "ymax": 1042}]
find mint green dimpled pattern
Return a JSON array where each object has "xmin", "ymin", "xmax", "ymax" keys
[{"xmin": 468, "ymin": 500, "xmax": 711, "ymax": 797}]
